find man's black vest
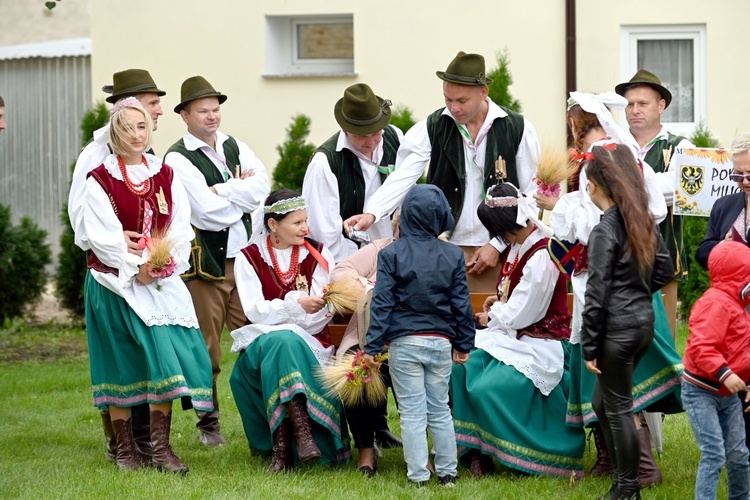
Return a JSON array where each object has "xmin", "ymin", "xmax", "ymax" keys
[
  {"xmin": 425, "ymin": 107, "xmax": 524, "ymax": 226},
  {"xmin": 166, "ymin": 136, "xmax": 252, "ymax": 282},
  {"xmin": 313, "ymin": 126, "xmax": 400, "ymax": 221}
]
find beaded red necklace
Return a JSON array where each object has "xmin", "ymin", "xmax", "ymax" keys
[
  {"xmin": 267, "ymin": 235, "xmax": 300, "ymax": 285},
  {"xmin": 117, "ymin": 155, "xmax": 151, "ymax": 196}
]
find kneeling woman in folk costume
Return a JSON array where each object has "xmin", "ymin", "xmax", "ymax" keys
[
  {"xmin": 543, "ymin": 92, "xmax": 683, "ymax": 487},
  {"xmin": 81, "ymin": 97, "xmax": 214, "ymax": 474},
  {"xmin": 229, "ymin": 189, "xmax": 350, "ymax": 473},
  {"xmin": 451, "ymin": 182, "xmax": 586, "ymax": 478}
]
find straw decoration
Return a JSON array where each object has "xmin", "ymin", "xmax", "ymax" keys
[
  {"xmin": 322, "ymin": 277, "xmax": 365, "ymax": 315},
  {"xmin": 317, "ymin": 350, "xmax": 389, "ymax": 406}
]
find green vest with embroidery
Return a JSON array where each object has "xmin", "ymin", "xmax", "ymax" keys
[
  {"xmin": 166, "ymin": 136, "xmax": 252, "ymax": 283},
  {"xmin": 643, "ymin": 132, "xmax": 688, "ymax": 280},
  {"xmin": 425, "ymin": 107, "xmax": 524, "ymax": 227},
  {"xmin": 313, "ymin": 126, "xmax": 400, "ymax": 222}
]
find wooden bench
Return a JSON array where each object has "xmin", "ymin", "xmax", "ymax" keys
[{"xmin": 329, "ymin": 292, "xmax": 585, "ymax": 349}]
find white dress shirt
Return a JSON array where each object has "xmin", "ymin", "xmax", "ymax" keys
[
  {"xmin": 164, "ymin": 130, "xmax": 270, "ymax": 259},
  {"xmin": 303, "ymin": 126, "xmax": 404, "ymax": 263},
  {"xmin": 362, "ymin": 98, "xmax": 540, "ymax": 248},
  {"xmin": 69, "ymin": 124, "xmax": 111, "ymax": 251},
  {"xmin": 625, "ymin": 125, "xmax": 694, "ymax": 205}
]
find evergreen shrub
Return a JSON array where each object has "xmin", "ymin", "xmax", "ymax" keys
[{"xmin": 273, "ymin": 114, "xmax": 316, "ymax": 192}]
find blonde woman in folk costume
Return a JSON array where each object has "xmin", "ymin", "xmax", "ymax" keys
[
  {"xmin": 80, "ymin": 98, "xmax": 213, "ymax": 474},
  {"xmin": 229, "ymin": 189, "xmax": 350, "ymax": 473}
]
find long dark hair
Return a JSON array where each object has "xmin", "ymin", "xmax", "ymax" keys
[
  {"xmin": 476, "ymin": 183, "xmax": 525, "ymax": 244},
  {"xmin": 263, "ymin": 188, "xmax": 303, "ymax": 230},
  {"xmin": 585, "ymin": 145, "xmax": 656, "ymax": 272}
]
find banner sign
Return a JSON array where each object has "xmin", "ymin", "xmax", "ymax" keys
[{"xmin": 671, "ymin": 148, "xmax": 737, "ymax": 217}]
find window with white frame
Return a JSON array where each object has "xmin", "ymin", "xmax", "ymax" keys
[
  {"xmin": 620, "ymin": 25, "xmax": 706, "ymax": 134},
  {"xmin": 265, "ymin": 15, "xmax": 354, "ymax": 77}
]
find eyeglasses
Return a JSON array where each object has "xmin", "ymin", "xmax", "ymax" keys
[{"xmin": 730, "ymin": 173, "xmax": 750, "ymax": 183}]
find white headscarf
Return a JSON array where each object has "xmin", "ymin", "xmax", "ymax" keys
[{"xmin": 567, "ymin": 91, "xmax": 635, "ymax": 149}]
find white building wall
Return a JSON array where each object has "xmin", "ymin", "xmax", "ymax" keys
[{"xmin": 90, "ymin": 0, "xmax": 567, "ymax": 171}]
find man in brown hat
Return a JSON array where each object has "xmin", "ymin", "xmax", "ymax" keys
[
  {"xmin": 616, "ymin": 69, "xmax": 693, "ymax": 337},
  {"xmin": 302, "ymin": 83, "xmax": 403, "ymax": 262},
  {"xmin": 67, "ymin": 68, "xmax": 166, "ymax": 465},
  {"xmin": 345, "ymin": 51, "xmax": 540, "ymax": 292},
  {"xmin": 164, "ymin": 76, "xmax": 270, "ymax": 447}
]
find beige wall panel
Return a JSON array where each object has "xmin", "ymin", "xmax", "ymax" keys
[
  {"xmin": 577, "ymin": 0, "xmax": 750, "ymax": 148},
  {"xmin": 0, "ymin": 0, "xmax": 90, "ymax": 46}
]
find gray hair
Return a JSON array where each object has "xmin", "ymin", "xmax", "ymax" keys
[{"xmin": 730, "ymin": 133, "xmax": 750, "ymax": 160}]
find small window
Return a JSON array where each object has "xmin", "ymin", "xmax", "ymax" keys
[
  {"xmin": 265, "ymin": 15, "xmax": 354, "ymax": 77},
  {"xmin": 620, "ymin": 24, "xmax": 706, "ymax": 135}
]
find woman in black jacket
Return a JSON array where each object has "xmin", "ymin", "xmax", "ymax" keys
[
  {"xmin": 582, "ymin": 144, "xmax": 673, "ymax": 500},
  {"xmin": 695, "ymin": 133, "xmax": 750, "ymax": 269}
]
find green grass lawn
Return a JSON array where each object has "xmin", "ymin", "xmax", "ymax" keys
[{"xmin": 0, "ymin": 322, "xmax": 717, "ymax": 499}]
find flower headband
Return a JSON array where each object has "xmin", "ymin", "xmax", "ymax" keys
[
  {"xmin": 263, "ymin": 196, "xmax": 307, "ymax": 215},
  {"xmin": 110, "ymin": 96, "xmax": 143, "ymax": 117},
  {"xmin": 484, "ymin": 189, "xmax": 553, "ymax": 237}
]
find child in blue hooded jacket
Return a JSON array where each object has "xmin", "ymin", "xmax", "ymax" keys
[{"xmin": 364, "ymin": 184, "xmax": 475, "ymax": 486}]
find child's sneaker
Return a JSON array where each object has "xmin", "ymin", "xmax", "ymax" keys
[{"xmin": 437, "ymin": 475, "xmax": 457, "ymax": 487}]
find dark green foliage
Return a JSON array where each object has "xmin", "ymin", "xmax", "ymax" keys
[
  {"xmin": 390, "ymin": 105, "xmax": 417, "ymax": 134},
  {"xmin": 273, "ymin": 114, "xmax": 316, "ymax": 192},
  {"xmin": 678, "ymin": 120, "xmax": 720, "ymax": 319},
  {"xmin": 55, "ymin": 102, "xmax": 109, "ymax": 317},
  {"xmin": 486, "ymin": 48, "xmax": 522, "ymax": 113},
  {"xmin": 0, "ymin": 205, "xmax": 52, "ymax": 320}
]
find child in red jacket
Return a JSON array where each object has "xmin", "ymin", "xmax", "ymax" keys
[{"xmin": 683, "ymin": 240, "xmax": 750, "ymax": 500}]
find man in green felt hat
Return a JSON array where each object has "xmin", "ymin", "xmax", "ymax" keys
[
  {"xmin": 302, "ymin": 83, "xmax": 404, "ymax": 263},
  {"xmin": 344, "ymin": 51, "xmax": 540, "ymax": 293},
  {"xmin": 67, "ymin": 68, "xmax": 167, "ymax": 466},
  {"xmin": 616, "ymin": 69, "xmax": 694, "ymax": 338},
  {"xmin": 165, "ymin": 76, "xmax": 270, "ymax": 447}
]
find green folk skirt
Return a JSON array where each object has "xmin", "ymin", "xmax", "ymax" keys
[
  {"xmin": 451, "ymin": 343, "xmax": 586, "ymax": 477},
  {"xmin": 85, "ymin": 273, "xmax": 213, "ymax": 411},
  {"xmin": 229, "ymin": 329, "xmax": 350, "ymax": 464},
  {"xmin": 566, "ymin": 292, "xmax": 684, "ymax": 427}
]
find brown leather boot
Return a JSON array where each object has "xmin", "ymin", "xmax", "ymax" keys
[
  {"xmin": 150, "ymin": 411, "xmax": 189, "ymax": 475},
  {"xmin": 196, "ymin": 383, "xmax": 226, "ymax": 446},
  {"xmin": 637, "ymin": 415, "xmax": 663, "ymax": 487},
  {"xmin": 100, "ymin": 410, "xmax": 116, "ymax": 463},
  {"xmin": 131, "ymin": 404, "xmax": 152, "ymax": 466},
  {"xmin": 269, "ymin": 418, "xmax": 295, "ymax": 474},
  {"xmin": 287, "ymin": 395, "xmax": 322, "ymax": 462},
  {"xmin": 110, "ymin": 418, "xmax": 141, "ymax": 471},
  {"xmin": 467, "ymin": 450, "xmax": 495, "ymax": 477},
  {"xmin": 589, "ymin": 425, "xmax": 613, "ymax": 478}
]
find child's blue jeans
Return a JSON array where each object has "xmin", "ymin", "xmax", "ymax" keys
[
  {"xmin": 389, "ymin": 335, "xmax": 457, "ymax": 482},
  {"xmin": 682, "ymin": 379, "xmax": 749, "ymax": 500}
]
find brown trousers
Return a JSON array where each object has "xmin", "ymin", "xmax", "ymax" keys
[
  {"xmin": 661, "ymin": 280, "xmax": 678, "ymax": 340},
  {"xmin": 185, "ymin": 258, "xmax": 246, "ymax": 381},
  {"xmin": 460, "ymin": 246, "xmax": 502, "ymax": 294}
]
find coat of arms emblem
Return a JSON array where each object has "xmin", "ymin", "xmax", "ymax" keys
[{"xmin": 680, "ymin": 165, "xmax": 704, "ymax": 196}]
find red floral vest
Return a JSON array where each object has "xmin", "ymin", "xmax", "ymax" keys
[
  {"xmin": 498, "ymin": 238, "xmax": 571, "ymax": 340},
  {"xmin": 240, "ymin": 238, "xmax": 332, "ymax": 347},
  {"xmin": 86, "ymin": 164, "xmax": 174, "ymax": 276}
]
